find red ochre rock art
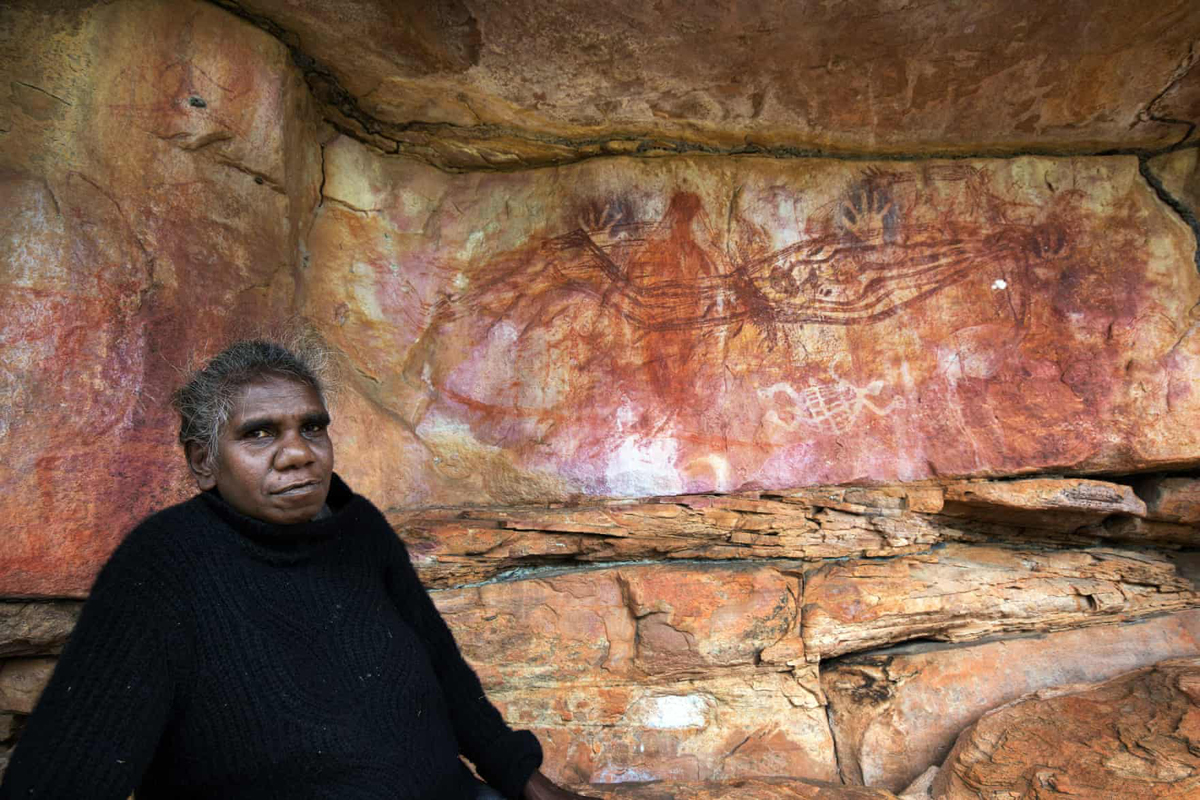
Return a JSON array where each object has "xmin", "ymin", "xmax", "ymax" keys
[
  {"xmin": 0, "ymin": 0, "xmax": 323, "ymax": 597},
  {"xmin": 309, "ymin": 139, "xmax": 1200, "ymax": 509}
]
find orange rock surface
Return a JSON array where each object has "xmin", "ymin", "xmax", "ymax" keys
[
  {"xmin": 584, "ymin": 776, "xmax": 898, "ymax": 799},
  {"xmin": 932, "ymin": 657, "xmax": 1200, "ymax": 798},
  {"xmin": 218, "ymin": 0, "xmax": 1200, "ymax": 163},
  {"xmin": 0, "ymin": 0, "xmax": 323, "ymax": 597},
  {"xmin": 822, "ymin": 610, "xmax": 1200, "ymax": 792},
  {"xmin": 432, "ymin": 563, "xmax": 834, "ymax": 785}
]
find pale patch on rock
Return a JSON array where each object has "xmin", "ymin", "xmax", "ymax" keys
[{"xmin": 625, "ymin": 694, "xmax": 712, "ymax": 730}]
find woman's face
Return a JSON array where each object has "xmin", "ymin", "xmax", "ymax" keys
[{"xmin": 188, "ymin": 375, "xmax": 334, "ymax": 524}]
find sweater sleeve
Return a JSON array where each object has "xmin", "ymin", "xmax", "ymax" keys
[
  {"xmin": 381, "ymin": 527, "xmax": 542, "ymax": 799},
  {"xmin": 0, "ymin": 531, "xmax": 188, "ymax": 800}
]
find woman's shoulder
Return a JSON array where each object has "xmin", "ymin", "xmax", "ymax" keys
[{"xmin": 98, "ymin": 495, "xmax": 219, "ymax": 584}]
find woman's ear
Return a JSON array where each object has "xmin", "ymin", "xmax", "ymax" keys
[{"xmin": 185, "ymin": 441, "xmax": 218, "ymax": 490}]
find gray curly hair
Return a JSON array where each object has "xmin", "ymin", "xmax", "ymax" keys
[{"xmin": 171, "ymin": 332, "xmax": 335, "ymax": 462}]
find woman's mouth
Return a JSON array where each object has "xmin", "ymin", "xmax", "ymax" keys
[{"xmin": 273, "ymin": 480, "xmax": 320, "ymax": 497}]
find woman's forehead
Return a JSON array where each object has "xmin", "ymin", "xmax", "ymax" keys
[{"xmin": 229, "ymin": 375, "xmax": 327, "ymax": 420}]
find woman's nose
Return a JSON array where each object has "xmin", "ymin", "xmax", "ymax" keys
[{"xmin": 274, "ymin": 430, "xmax": 315, "ymax": 469}]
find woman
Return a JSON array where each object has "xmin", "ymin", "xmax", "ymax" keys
[{"xmin": 1, "ymin": 339, "xmax": 592, "ymax": 799}]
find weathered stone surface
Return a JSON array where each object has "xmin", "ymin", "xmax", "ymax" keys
[
  {"xmin": 219, "ymin": 0, "xmax": 1199, "ymax": 166},
  {"xmin": 803, "ymin": 544, "xmax": 1200, "ymax": 660},
  {"xmin": 496, "ymin": 674, "xmax": 833, "ymax": 786},
  {"xmin": 932, "ymin": 657, "xmax": 1200, "ymax": 799},
  {"xmin": 583, "ymin": 777, "xmax": 897, "ymax": 799},
  {"xmin": 940, "ymin": 478, "xmax": 1146, "ymax": 530},
  {"xmin": 822, "ymin": 610, "xmax": 1200, "ymax": 792},
  {"xmin": 396, "ymin": 485, "xmax": 953, "ymax": 588},
  {"xmin": 1138, "ymin": 476, "xmax": 1200, "ymax": 525},
  {"xmin": 308, "ymin": 138, "xmax": 1200, "ymax": 512},
  {"xmin": 0, "ymin": 658, "xmax": 55, "ymax": 715},
  {"xmin": 433, "ymin": 563, "xmax": 836, "ymax": 785},
  {"xmin": 0, "ymin": 0, "xmax": 323, "ymax": 597},
  {"xmin": 0, "ymin": 603, "xmax": 82, "ymax": 657}
]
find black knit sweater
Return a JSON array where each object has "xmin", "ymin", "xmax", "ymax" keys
[{"xmin": 0, "ymin": 475, "xmax": 542, "ymax": 799}]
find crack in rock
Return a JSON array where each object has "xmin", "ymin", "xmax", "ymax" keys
[{"xmin": 1138, "ymin": 153, "xmax": 1200, "ymax": 275}]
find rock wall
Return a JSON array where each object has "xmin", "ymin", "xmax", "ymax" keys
[
  {"xmin": 1, "ymin": 0, "xmax": 324, "ymax": 597},
  {"xmin": 3, "ymin": 0, "xmax": 1200, "ymax": 795}
]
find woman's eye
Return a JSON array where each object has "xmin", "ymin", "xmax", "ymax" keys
[
  {"xmin": 302, "ymin": 423, "xmax": 328, "ymax": 436},
  {"xmin": 247, "ymin": 429, "xmax": 271, "ymax": 440}
]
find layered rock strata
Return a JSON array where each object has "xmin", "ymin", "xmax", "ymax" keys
[{"xmin": 803, "ymin": 544, "xmax": 1200, "ymax": 660}]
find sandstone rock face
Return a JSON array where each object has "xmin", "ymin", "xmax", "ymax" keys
[
  {"xmin": 432, "ymin": 563, "xmax": 835, "ymax": 785},
  {"xmin": 932, "ymin": 657, "xmax": 1200, "ymax": 798},
  {"xmin": 217, "ymin": 0, "xmax": 1199, "ymax": 165},
  {"xmin": 822, "ymin": 610, "xmax": 1200, "ymax": 792},
  {"xmin": 0, "ymin": 0, "xmax": 323, "ymax": 597},
  {"xmin": 803, "ymin": 544, "xmax": 1200, "ymax": 660},
  {"xmin": 584, "ymin": 777, "xmax": 898, "ymax": 799},
  {"xmin": 0, "ymin": 659, "xmax": 55, "ymax": 715},
  {"xmin": 4, "ymin": 0, "xmax": 1200, "ymax": 792},
  {"xmin": 0, "ymin": 603, "xmax": 81, "ymax": 657},
  {"xmin": 309, "ymin": 138, "xmax": 1200, "ymax": 511}
]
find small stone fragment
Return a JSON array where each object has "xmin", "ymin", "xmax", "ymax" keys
[
  {"xmin": 0, "ymin": 658, "xmax": 56, "ymax": 715},
  {"xmin": 940, "ymin": 478, "xmax": 1146, "ymax": 530},
  {"xmin": 0, "ymin": 603, "xmax": 82, "ymax": 657},
  {"xmin": 898, "ymin": 767, "xmax": 937, "ymax": 800},
  {"xmin": 1136, "ymin": 476, "xmax": 1200, "ymax": 524}
]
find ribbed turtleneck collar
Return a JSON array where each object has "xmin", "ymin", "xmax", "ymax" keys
[{"xmin": 198, "ymin": 473, "xmax": 358, "ymax": 554}]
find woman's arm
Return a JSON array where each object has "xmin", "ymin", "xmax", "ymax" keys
[
  {"xmin": 382, "ymin": 529, "xmax": 543, "ymax": 798},
  {"xmin": 0, "ymin": 539, "xmax": 184, "ymax": 799}
]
